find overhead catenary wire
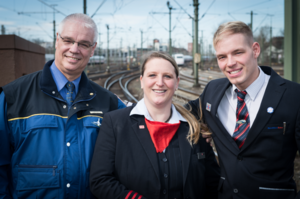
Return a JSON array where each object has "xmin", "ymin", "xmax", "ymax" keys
[
  {"xmin": 199, "ymin": 0, "xmax": 216, "ymax": 21},
  {"xmin": 37, "ymin": 0, "xmax": 66, "ymax": 16},
  {"xmin": 91, "ymin": 0, "xmax": 106, "ymax": 18}
]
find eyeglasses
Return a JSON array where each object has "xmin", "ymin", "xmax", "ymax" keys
[{"xmin": 58, "ymin": 34, "xmax": 95, "ymax": 50}]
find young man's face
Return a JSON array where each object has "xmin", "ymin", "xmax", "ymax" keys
[{"xmin": 215, "ymin": 33, "xmax": 260, "ymax": 91}]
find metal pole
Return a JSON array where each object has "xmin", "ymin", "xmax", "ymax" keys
[
  {"xmin": 191, "ymin": 17, "xmax": 194, "ymax": 75},
  {"xmin": 83, "ymin": 0, "xmax": 87, "ymax": 14},
  {"xmin": 106, "ymin": 24, "xmax": 110, "ymax": 73},
  {"xmin": 269, "ymin": 17, "xmax": 272, "ymax": 67},
  {"xmin": 167, "ymin": 1, "xmax": 172, "ymax": 55},
  {"xmin": 52, "ymin": 5, "xmax": 57, "ymax": 56},
  {"xmin": 140, "ymin": 29, "xmax": 143, "ymax": 64},
  {"xmin": 193, "ymin": 0, "xmax": 199, "ymax": 87},
  {"xmin": 250, "ymin": 11, "xmax": 253, "ymax": 30}
]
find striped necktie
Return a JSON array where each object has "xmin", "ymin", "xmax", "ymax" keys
[
  {"xmin": 65, "ymin": 81, "xmax": 75, "ymax": 106},
  {"xmin": 233, "ymin": 89, "xmax": 250, "ymax": 149}
]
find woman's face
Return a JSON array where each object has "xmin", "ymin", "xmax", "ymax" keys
[{"xmin": 140, "ymin": 58, "xmax": 179, "ymax": 109}]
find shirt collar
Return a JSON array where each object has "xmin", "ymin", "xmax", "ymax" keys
[
  {"xmin": 130, "ymin": 98, "xmax": 187, "ymax": 123},
  {"xmin": 50, "ymin": 61, "xmax": 81, "ymax": 94},
  {"xmin": 231, "ymin": 66, "xmax": 265, "ymax": 101}
]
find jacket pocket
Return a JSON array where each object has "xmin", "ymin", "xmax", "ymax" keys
[
  {"xmin": 259, "ymin": 187, "xmax": 296, "ymax": 199},
  {"xmin": 22, "ymin": 116, "xmax": 58, "ymax": 133},
  {"xmin": 16, "ymin": 165, "xmax": 60, "ymax": 199}
]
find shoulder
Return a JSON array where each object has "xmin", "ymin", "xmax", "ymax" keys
[
  {"xmin": 105, "ymin": 106, "xmax": 134, "ymax": 118},
  {"xmin": 89, "ymin": 80, "xmax": 116, "ymax": 98},
  {"xmin": 206, "ymin": 78, "xmax": 228, "ymax": 88},
  {"xmin": 1, "ymin": 71, "xmax": 42, "ymax": 98},
  {"xmin": 2, "ymin": 70, "xmax": 41, "ymax": 89}
]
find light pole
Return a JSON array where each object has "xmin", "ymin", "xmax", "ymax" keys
[
  {"xmin": 167, "ymin": 1, "xmax": 173, "ymax": 55},
  {"xmin": 106, "ymin": 24, "xmax": 110, "ymax": 73},
  {"xmin": 193, "ymin": 0, "xmax": 200, "ymax": 87}
]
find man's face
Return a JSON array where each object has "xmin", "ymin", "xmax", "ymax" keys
[
  {"xmin": 215, "ymin": 33, "xmax": 260, "ymax": 91},
  {"xmin": 55, "ymin": 20, "xmax": 96, "ymax": 81}
]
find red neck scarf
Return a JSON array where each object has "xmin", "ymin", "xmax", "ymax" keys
[{"xmin": 145, "ymin": 118, "xmax": 181, "ymax": 153}]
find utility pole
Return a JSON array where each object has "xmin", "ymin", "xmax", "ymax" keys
[
  {"xmin": 51, "ymin": 4, "xmax": 57, "ymax": 55},
  {"xmin": 83, "ymin": 0, "xmax": 87, "ymax": 14},
  {"xmin": 167, "ymin": 1, "xmax": 173, "ymax": 55},
  {"xmin": 247, "ymin": 11, "xmax": 257, "ymax": 30},
  {"xmin": 98, "ymin": 33, "xmax": 101, "ymax": 57},
  {"xmin": 1, "ymin": 25, "xmax": 5, "ymax": 35},
  {"xmin": 269, "ymin": 15, "xmax": 273, "ymax": 67},
  {"xmin": 140, "ymin": 29, "xmax": 143, "ymax": 63},
  {"xmin": 193, "ymin": 0, "xmax": 200, "ymax": 87},
  {"xmin": 106, "ymin": 24, "xmax": 110, "ymax": 73}
]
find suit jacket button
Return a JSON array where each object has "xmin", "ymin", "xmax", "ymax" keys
[
  {"xmin": 237, "ymin": 156, "xmax": 243, "ymax": 161},
  {"xmin": 233, "ymin": 188, "xmax": 238, "ymax": 193}
]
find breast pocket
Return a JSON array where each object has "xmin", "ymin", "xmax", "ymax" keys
[
  {"xmin": 259, "ymin": 187, "xmax": 296, "ymax": 199},
  {"xmin": 17, "ymin": 165, "xmax": 60, "ymax": 199}
]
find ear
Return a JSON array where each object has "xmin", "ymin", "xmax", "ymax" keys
[
  {"xmin": 140, "ymin": 75, "xmax": 144, "ymax": 89},
  {"xmin": 252, "ymin": 42, "xmax": 260, "ymax": 59},
  {"xmin": 90, "ymin": 42, "xmax": 97, "ymax": 57},
  {"xmin": 55, "ymin": 32, "xmax": 59, "ymax": 49},
  {"xmin": 176, "ymin": 77, "xmax": 180, "ymax": 89}
]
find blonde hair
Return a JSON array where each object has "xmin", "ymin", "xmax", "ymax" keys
[
  {"xmin": 141, "ymin": 51, "xmax": 204, "ymax": 145},
  {"xmin": 213, "ymin": 21, "xmax": 253, "ymax": 48}
]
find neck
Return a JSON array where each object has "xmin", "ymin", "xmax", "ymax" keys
[{"xmin": 144, "ymin": 99, "xmax": 172, "ymax": 122}]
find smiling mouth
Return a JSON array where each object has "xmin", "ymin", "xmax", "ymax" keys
[
  {"xmin": 153, "ymin": 90, "xmax": 166, "ymax": 93},
  {"xmin": 65, "ymin": 55, "xmax": 80, "ymax": 61},
  {"xmin": 229, "ymin": 69, "xmax": 242, "ymax": 74}
]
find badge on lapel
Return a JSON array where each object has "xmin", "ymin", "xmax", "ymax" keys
[
  {"xmin": 139, "ymin": 125, "xmax": 145, "ymax": 129},
  {"xmin": 206, "ymin": 103, "xmax": 211, "ymax": 112},
  {"xmin": 267, "ymin": 107, "xmax": 274, "ymax": 114}
]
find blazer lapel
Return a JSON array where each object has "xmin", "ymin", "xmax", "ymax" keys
[
  {"xmin": 205, "ymin": 79, "xmax": 240, "ymax": 153},
  {"xmin": 241, "ymin": 68, "xmax": 286, "ymax": 151},
  {"xmin": 130, "ymin": 115, "xmax": 160, "ymax": 181},
  {"xmin": 177, "ymin": 122, "xmax": 191, "ymax": 188}
]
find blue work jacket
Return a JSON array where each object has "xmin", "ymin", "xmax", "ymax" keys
[{"xmin": 0, "ymin": 60, "xmax": 126, "ymax": 199}]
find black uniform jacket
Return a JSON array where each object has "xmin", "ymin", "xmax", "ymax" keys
[
  {"xmin": 90, "ymin": 106, "xmax": 220, "ymax": 199},
  {"xmin": 188, "ymin": 66, "xmax": 300, "ymax": 199}
]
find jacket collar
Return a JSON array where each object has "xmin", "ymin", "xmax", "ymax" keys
[
  {"xmin": 208, "ymin": 66, "xmax": 286, "ymax": 153},
  {"xmin": 40, "ymin": 60, "xmax": 96, "ymax": 102},
  {"xmin": 241, "ymin": 66, "xmax": 286, "ymax": 152}
]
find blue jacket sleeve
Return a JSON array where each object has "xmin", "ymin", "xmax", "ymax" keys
[
  {"xmin": 117, "ymin": 98, "xmax": 127, "ymax": 109},
  {"xmin": 0, "ymin": 92, "xmax": 12, "ymax": 198}
]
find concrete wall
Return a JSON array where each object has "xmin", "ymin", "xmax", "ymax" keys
[{"xmin": 0, "ymin": 35, "xmax": 45, "ymax": 87}]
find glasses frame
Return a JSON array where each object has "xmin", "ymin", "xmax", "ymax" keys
[{"xmin": 58, "ymin": 34, "xmax": 95, "ymax": 50}]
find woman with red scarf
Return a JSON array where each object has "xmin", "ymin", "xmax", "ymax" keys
[{"xmin": 90, "ymin": 51, "xmax": 220, "ymax": 199}]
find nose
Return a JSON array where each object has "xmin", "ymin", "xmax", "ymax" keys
[
  {"xmin": 227, "ymin": 55, "xmax": 236, "ymax": 67},
  {"xmin": 69, "ymin": 43, "xmax": 80, "ymax": 53},
  {"xmin": 156, "ymin": 76, "xmax": 164, "ymax": 86}
]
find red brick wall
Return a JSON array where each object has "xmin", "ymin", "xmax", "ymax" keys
[{"xmin": 0, "ymin": 35, "xmax": 45, "ymax": 87}]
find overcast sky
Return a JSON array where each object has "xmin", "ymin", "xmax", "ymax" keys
[{"xmin": 0, "ymin": 0, "xmax": 284, "ymax": 51}]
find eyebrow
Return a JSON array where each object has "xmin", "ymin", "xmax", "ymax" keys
[
  {"xmin": 62, "ymin": 36, "xmax": 92, "ymax": 44},
  {"xmin": 216, "ymin": 48, "xmax": 245, "ymax": 56}
]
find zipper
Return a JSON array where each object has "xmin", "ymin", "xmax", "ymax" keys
[{"xmin": 18, "ymin": 165, "xmax": 58, "ymax": 176}]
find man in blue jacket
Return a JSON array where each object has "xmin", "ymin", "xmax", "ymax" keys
[{"xmin": 0, "ymin": 13, "xmax": 125, "ymax": 198}]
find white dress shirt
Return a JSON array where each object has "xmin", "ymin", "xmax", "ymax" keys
[
  {"xmin": 217, "ymin": 67, "xmax": 270, "ymax": 136},
  {"xmin": 130, "ymin": 98, "xmax": 187, "ymax": 123}
]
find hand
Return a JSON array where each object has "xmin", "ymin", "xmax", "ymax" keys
[
  {"xmin": 201, "ymin": 131, "xmax": 213, "ymax": 146},
  {"xmin": 200, "ymin": 123, "xmax": 213, "ymax": 146}
]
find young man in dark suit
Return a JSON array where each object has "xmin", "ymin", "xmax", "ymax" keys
[{"xmin": 188, "ymin": 21, "xmax": 300, "ymax": 199}]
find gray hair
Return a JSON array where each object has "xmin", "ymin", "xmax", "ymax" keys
[{"xmin": 58, "ymin": 13, "xmax": 98, "ymax": 43}]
